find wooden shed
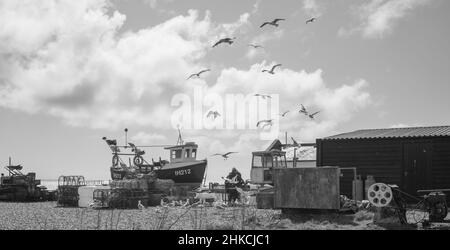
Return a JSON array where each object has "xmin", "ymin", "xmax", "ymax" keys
[{"xmin": 316, "ymin": 126, "xmax": 450, "ymax": 199}]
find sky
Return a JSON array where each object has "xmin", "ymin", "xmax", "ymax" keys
[{"xmin": 0, "ymin": 0, "xmax": 449, "ymax": 182}]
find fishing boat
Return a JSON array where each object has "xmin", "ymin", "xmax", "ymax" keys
[{"xmin": 103, "ymin": 130, "xmax": 207, "ymax": 188}]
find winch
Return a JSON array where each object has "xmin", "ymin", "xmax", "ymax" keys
[
  {"xmin": 367, "ymin": 184, "xmax": 450, "ymax": 226},
  {"xmin": 418, "ymin": 189, "xmax": 449, "ymax": 223}
]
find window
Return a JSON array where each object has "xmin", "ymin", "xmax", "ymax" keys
[
  {"xmin": 263, "ymin": 170, "xmax": 273, "ymax": 181},
  {"xmin": 274, "ymin": 156, "xmax": 286, "ymax": 168},
  {"xmin": 253, "ymin": 156, "xmax": 263, "ymax": 168},
  {"xmin": 192, "ymin": 149, "xmax": 197, "ymax": 159},
  {"xmin": 265, "ymin": 156, "xmax": 273, "ymax": 168},
  {"xmin": 185, "ymin": 149, "xmax": 191, "ymax": 158},
  {"xmin": 172, "ymin": 149, "xmax": 182, "ymax": 159}
]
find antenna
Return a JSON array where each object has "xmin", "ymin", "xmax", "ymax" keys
[
  {"xmin": 124, "ymin": 128, "xmax": 128, "ymax": 147},
  {"xmin": 177, "ymin": 126, "xmax": 184, "ymax": 146}
]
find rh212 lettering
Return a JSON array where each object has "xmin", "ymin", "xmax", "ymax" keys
[{"xmin": 175, "ymin": 169, "xmax": 191, "ymax": 176}]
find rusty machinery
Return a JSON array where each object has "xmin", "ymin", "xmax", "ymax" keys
[
  {"xmin": 415, "ymin": 189, "xmax": 449, "ymax": 226},
  {"xmin": 57, "ymin": 176, "xmax": 86, "ymax": 207},
  {"xmin": 367, "ymin": 183, "xmax": 449, "ymax": 226}
]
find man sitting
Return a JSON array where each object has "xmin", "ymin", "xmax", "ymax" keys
[{"xmin": 224, "ymin": 168, "xmax": 245, "ymax": 204}]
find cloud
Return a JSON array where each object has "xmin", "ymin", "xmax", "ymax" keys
[
  {"xmin": 0, "ymin": 0, "xmax": 250, "ymax": 130},
  {"xmin": 206, "ymin": 62, "xmax": 371, "ymax": 141},
  {"xmin": 130, "ymin": 132, "xmax": 167, "ymax": 144},
  {"xmin": 340, "ymin": 0, "xmax": 432, "ymax": 39},
  {"xmin": 251, "ymin": 0, "xmax": 261, "ymax": 15},
  {"xmin": 143, "ymin": 0, "xmax": 173, "ymax": 9},
  {"xmin": 245, "ymin": 29, "xmax": 284, "ymax": 59},
  {"xmin": 302, "ymin": 0, "xmax": 324, "ymax": 17},
  {"xmin": 389, "ymin": 123, "xmax": 422, "ymax": 128}
]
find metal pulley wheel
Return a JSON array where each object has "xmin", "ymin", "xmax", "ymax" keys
[
  {"xmin": 367, "ymin": 183, "xmax": 393, "ymax": 207},
  {"xmin": 134, "ymin": 155, "xmax": 144, "ymax": 166}
]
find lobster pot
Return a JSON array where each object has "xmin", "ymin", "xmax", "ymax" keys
[
  {"xmin": 78, "ymin": 186, "xmax": 110, "ymax": 208},
  {"xmin": 137, "ymin": 179, "xmax": 149, "ymax": 190},
  {"xmin": 110, "ymin": 181, "xmax": 119, "ymax": 189},
  {"xmin": 152, "ymin": 179, "xmax": 175, "ymax": 194}
]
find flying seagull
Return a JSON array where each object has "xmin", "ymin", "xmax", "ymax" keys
[
  {"xmin": 280, "ymin": 111, "xmax": 290, "ymax": 117},
  {"xmin": 187, "ymin": 69, "xmax": 211, "ymax": 80},
  {"xmin": 260, "ymin": 18, "xmax": 286, "ymax": 28},
  {"xmin": 254, "ymin": 94, "xmax": 272, "ymax": 99},
  {"xmin": 262, "ymin": 64, "xmax": 282, "ymax": 74},
  {"xmin": 309, "ymin": 111, "xmax": 320, "ymax": 120},
  {"xmin": 306, "ymin": 17, "xmax": 317, "ymax": 25},
  {"xmin": 299, "ymin": 104, "xmax": 308, "ymax": 115},
  {"xmin": 212, "ymin": 37, "xmax": 236, "ymax": 48},
  {"xmin": 207, "ymin": 110, "xmax": 221, "ymax": 120},
  {"xmin": 138, "ymin": 200, "xmax": 145, "ymax": 210},
  {"xmin": 256, "ymin": 119, "xmax": 273, "ymax": 129},
  {"xmin": 248, "ymin": 44, "xmax": 264, "ymax": 49},
  {"xmin": 212, "ymin": 152, "xmax": 238, "ymax": 160}
]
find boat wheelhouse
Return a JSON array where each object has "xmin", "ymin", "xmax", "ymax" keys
[{"xmin": 250, "ymin": 149, "xmax": 287, "ymax": 185}]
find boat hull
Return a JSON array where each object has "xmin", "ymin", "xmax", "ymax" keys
[
  {"xmin": 110, "ymin": 160, "xmax": 207, "ymax": 186},
  {"xmin": 156, "ymin": 160, "xmax": 207, "ymax": 185}
]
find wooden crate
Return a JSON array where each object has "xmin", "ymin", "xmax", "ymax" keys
[{"xmin": 274, "ymin": 167, "xmax": 340, "ymax": 210}]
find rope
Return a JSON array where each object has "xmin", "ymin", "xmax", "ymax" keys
[{"xmin": 392, "ymin": 188, "xmax": 422, "ymax": 202}]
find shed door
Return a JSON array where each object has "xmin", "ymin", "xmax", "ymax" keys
[{"xmin": 403, "ymin": 143, "xmax": 432, "ymax": 196}]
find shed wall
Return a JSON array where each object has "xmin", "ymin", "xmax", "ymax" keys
[{"xmin": 317, "ymin": 137, "xmax": 450, "ymax": 198}]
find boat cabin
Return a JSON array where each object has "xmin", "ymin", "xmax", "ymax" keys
[
  {"xmin": 250, "ymin": 149, "xmax": 287, "ymax": 185},
  {"xmin": 165, "ymin": 142, "xmax": 198, "ymax": 163}
]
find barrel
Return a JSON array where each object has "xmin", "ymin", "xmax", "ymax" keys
[{"xmin": 352, "ymin": 175, "xmax": 364, "ymax": 201}]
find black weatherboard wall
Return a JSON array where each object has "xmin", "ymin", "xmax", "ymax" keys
[{"xmin": 316, "ymin": 126, "xmax": 450, "ymax": 198}]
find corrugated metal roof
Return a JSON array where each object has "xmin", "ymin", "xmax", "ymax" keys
[{"xmin": 323, "ymin": 126, "xmax": 450, "ymax": 140}]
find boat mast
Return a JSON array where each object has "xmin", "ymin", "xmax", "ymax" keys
[{"xmin": 176, "ymin": 127, "xmax": 184, "ymax": 146}]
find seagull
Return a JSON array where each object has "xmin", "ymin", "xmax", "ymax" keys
[
  {"xmin": 309, "ymin": 111, "xmax": 320, "ymax": 120},
  {"xmin": 257, "ymin": 119, "xmax": 273, "ymax": 129},
  {"xmin": 291, "ymin": 137, "xmax": 300, "ymax": 147},
  {"xmin": 138, "ymin": 200, "xmax": 145, "ymax": 210},
  {"xmin": 260, "ymin": 18, "xmax": 286, "ymax": 28},
  {"xmin": 299, "ymin": 104, "xmax": 308, "ymax": 115},
  {"xmin": 206, "ymin": 110, "xmax": 221, "ymax": 120},
  {"xmin": 280, "ymin": 111, "xmax": 290, "ymax": 117},
  {"xmin": 262, "ymin": 64, "xmax": 282, "ymax": 74},
  {"xmin": 212, "ymin": 37, "xmax": 236, "ymax": 48},
  {"xmin": 187, "ymin": 69, "xmax": 211, "ymax": 80},
  {"xmin": 306, "ymin": 17, "xmax": 317, "ymax": 25},
  {"xmin": 254, "ymin": 94, "xmax": 272, "ymax": 99},
  {"xmin": 160, "ymin": 199, "xmax": 169, "ymax": 208},
  {"xmin": 211, "ymin": 152, "xmax": 238, "ymax": 160},
  {"xmin": 248, "ymin": 44, "xmax": 264, "ymax": 49}
]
